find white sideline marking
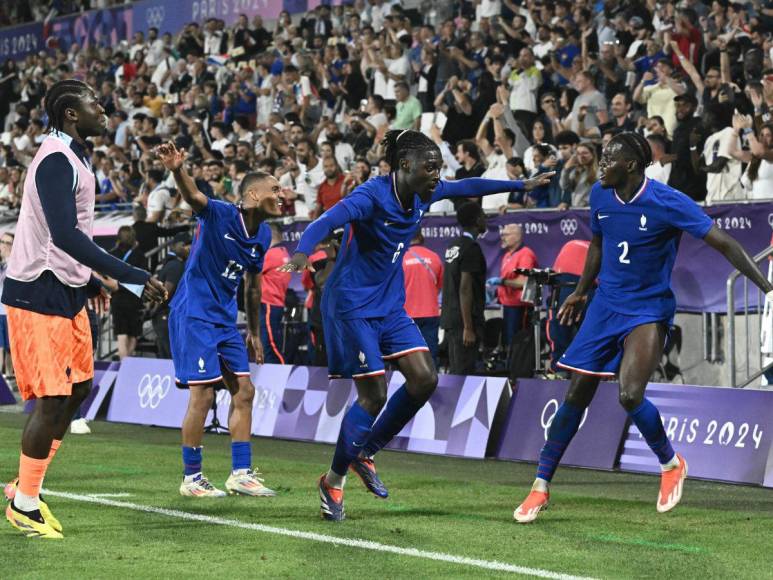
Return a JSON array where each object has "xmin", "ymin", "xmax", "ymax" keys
[
  {"xmin": 84, "ymin": 493, "xmax": 133, "ymax": 498},
  {"xmin": 44, "ymin": 489, "xmax": 595, "ymax": 579}
]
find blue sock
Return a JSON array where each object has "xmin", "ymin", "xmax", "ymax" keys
[
  {"xmin": 182, "ymin": 446, "xmax": 202, "ymax": 476},
  {"xmin": 536, "ymin": 402, "xmax": 584, "ymax": 482},
  {"xmin": 330, "ymin": 403, "xmax": 376, "ymax": 476},
  {"xmin": 363, "ymin": 384, "xmax": 424, "ymax": 457},
  {"xmin": 231, "ymin": 441, "xmax": 251, "ymax": 472},
  {"xmin": 628, "ymin": 398, "xmax": 675, "ymax": 465}
]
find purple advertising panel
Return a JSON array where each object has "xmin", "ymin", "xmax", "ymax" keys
[
  {"xmin": 107, "ymin": 358, "xmax": 289, "ymax": 432},
  {"xmin": 49, "ymin": 7, "xmax": 133, "ymax": 54},
  {"xmin": 619, "ymin": 384, "xmax": 773, "ymax": 485},
  {"xmin": 0, "ymin": 374, "xmax": 15, "ymax": 405},
  {"xmin": 0, "ymin": 21, "xmax": 43, "ymax": 61},
  {"xmin": 282, "ymin": 202, "xmax": 773, "ymax": 313},
  {"xmin": 384, "ymin": 373, "xmax": 509, "ymax": 458},
  {"xmin": 107, "ymin": 358, "xmax": 508, "ymax": 459},
  {"xmin": 496, "ymin": 379, "xmax": 629, "ymax": 470}
]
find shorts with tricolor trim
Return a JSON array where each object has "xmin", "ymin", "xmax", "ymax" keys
[
  {"xmin": 169, "ymin": 309, "xmax": 250, "ymax": 387},
  {"xmin": 323, "ymin": 308, "xmax": 428, "ymax": 379},
  {"xmin": 6, "ymin": 306, "xmax": 94, "ymax": 401},
  {"xmin": 557, "ymin": 297, "xmax": 671, "ymax": 378}
]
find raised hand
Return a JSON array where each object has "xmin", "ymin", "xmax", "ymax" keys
[
  {"xmin": 522, "ymin": 171, "xmax": 556, "ymax": 191},
  {"xmin": 155, "ymin": 142, "xmax": 186, "ymax": 172}
]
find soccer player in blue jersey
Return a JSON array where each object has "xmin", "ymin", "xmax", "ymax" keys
[
  {"xmin": 156, "ymin": 142, "xmax": 281, "ymax": 498},
  {"xmin": 514, "ymin": 132, "xmax": 773, "ymax": 523},
  {"xmin": 281, "ymin": 129, "xmax": 553, "ymax": 521}
]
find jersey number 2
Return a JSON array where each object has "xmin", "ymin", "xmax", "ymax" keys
[
  {"xmin": 391, "ymin": 242, "xmax": 405, "ymax": 264},
  {"xmin": 617, "ymin": 241, "xmax": 630, "ymax": 264}
]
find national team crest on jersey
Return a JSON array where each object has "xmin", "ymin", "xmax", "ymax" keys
[{"xmin": 639, "ymin": 214, "xmax": 648, "ymax": 231}]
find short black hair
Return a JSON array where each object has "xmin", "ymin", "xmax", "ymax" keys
[
  {"xmin": 555, "ymin": 130, "xmax": 581, "ymax": 146},
  {"xmin": 147, "ymin": 168, "xmax": 165, "ymax": 184},
  {"xmin": 380, "ymin": 129, "xmax": 440, "ymax": 172},
  {"xmin": 43, "ymin": 79, "xmax": 93, "ymax": 133},
  {"xmin": 456, "ymin": 201, "xmax": 483, "ymax": 229},
  {"xmin": 239, "ymin": 170, "xmax": 273, "ymax": 197},
  {"xmin": 609, "ymin": 131, "xmax": 652, "ymax": 172}
]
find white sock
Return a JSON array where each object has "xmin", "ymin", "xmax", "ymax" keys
[
  {"xmin": 232, "ymin": 468, "xmax": 249, "ymax": 476},
  {"xmin": 532, "ymin": 478, "xmax": 549, "ymax": 493},
  {"xmin": 184, "ymin": 472, "xmax": 202, "ymax": 483},
  {"xmin": 14, "ymin": 490, "xmax": 39, "ymax": 512},
  {"xmin": 325, "ymin": 471, "xmax": 346, "ymax": 489},
  {"xmin": 660, "ymin": 454, "xmax": 680, "ymax": 471}
]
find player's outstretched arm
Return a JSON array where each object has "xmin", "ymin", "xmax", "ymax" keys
[
  {"xmin": 436, "ymin": 173, "xmax": 556, "ymax": 201},
  {"xmin": 558, "ymin": 234, "xmax": 602, "ymax": 325},
  {"xmin": 244, "ymin": 271, "xmax": 264, "ymax": 364},
  {"xmin": 155, "ymin": 142, "xmax": 208, "ymax": 214},
  {"xmin": 704, "ymin": 227, "xmax": 773, "ymax": 296},
  {"xmin": 279, "ymin": 201, "xmax": 358, "ymax": 273}
]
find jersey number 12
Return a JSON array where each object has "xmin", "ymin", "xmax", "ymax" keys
[{"xmin": 617, "ymin": 241, "xmax": 630, "ymax": 264}]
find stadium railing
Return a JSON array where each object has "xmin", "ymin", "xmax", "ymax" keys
[{"xmin": 726, "ymin": 243, "xmax": 773, "ymax": 387}]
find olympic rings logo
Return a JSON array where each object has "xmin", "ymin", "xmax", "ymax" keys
[
  {"xmin": 137, "ymin": 373, "xmax": 171, "ymax": 409},
  {"xmin": 145, "ymin": 7, "xmax": 165, "ymax": 29},
  {"xmin": 560, "ymin": 218, "xmax": 578, "ymax": 236},
  {"xmin": 540, "ymin": 399, "xmax": 588, "ymax": 440}
]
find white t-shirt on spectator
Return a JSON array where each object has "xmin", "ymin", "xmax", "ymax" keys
[
  {"xmin": 645, "ymin": 161, "xmax": 672, "ymax": 184},
  {"xmin": 367, "ymin": 112, "xmax": 388, "ymax": 130},
  {"xmin": 477, "ymin": 0, "xmax": 502, "ymax": 18},
  {"xmin": 145, "ymin": 40, "xmax": 166, "ymax": 68},
  {"xmin": 373, "ymin": 60, "xmax": 390, "ymax": 99},
  {"xmin": 385, "ymin": 54, "xmax": 410, "ymax": 100},
  {"xmin": 533, "ymin": 41, "xmax": 554, "ymax": 60},
  {"xmin": 703, "ymin": 127, "xmax": 743, "ymax": 203},
  {"xmin": 279, "ymin": 171, "xmax": 315, "ymax": 218},
  {"xmin": 741, "ymin": 159, "xmax": 773, "ymax": 200},
  {"xmin": 147, "ymin": 184, "xmax": 176, "ymax": 220},
  {"xmin": 211, "ymin": 137, "xmax": 231, "ymax": 154},
  {"xmin": 335, "ymin": 142, "xmax": 355, "ymax": 172},
  {"xmin": 300, "ymin": 158, "xmax": 327, "ymax": 192},
  {"xmin": 129, "ymin": 42, "xmax": 146, "ymax": 62},
  {"xmin": 150, "ymin": 57, "xmax": 175, "ymax": 94}
]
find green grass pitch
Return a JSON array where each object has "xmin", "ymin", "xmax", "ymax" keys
[{"xmin": 1, "ymin": 412, "xmax": 771, "ymax": 579}]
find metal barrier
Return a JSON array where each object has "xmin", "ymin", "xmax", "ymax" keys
[{"xmin": 726, "ymin": 244, "xmax": 773, "ymax": 387}]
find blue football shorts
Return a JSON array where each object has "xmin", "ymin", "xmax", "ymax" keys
[
  {"xmin": 557, "ymin": 297, "xmax": 671, "ymax": 378},
  {"xmin": 323, "ymin": 308, "xmax": 429, "ymax": 379},
  {"xmin": 168, "ymin": 309, "xmax": 250, "ymax": 387}
]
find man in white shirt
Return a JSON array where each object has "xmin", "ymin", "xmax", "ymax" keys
[
  {"xmin": 508, "ymin": 48, "xmax": 542, "ymax": 128},
  {"xmin": 644, "ymin": 134, "xmax": 672, "ymax": 183},
  {"xmin": 146, "ymin": 169, "xmax": 178, "ymax": 223},
  {"xmin": 701, "ymin": 108, "xmax": 743, "ymax": 203},
  {"xmin": 144, "ymin": 27, "xmax": 166, "ymax": 68}
]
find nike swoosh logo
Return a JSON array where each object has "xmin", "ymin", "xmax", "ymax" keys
[
  {"xmin": 224, "ymin": 233, "xmax": 236, "ymax": 240},
  {"xmin": 598, "ymin": 214, "xmax": 610, "ymax": 219},
  {"xmin": 384, "ymin": 220, "xmax": 397, "ymax": 226},
  {"xmin": 352, "ymin": 441, "xmax": 364, "ymax": 447}
]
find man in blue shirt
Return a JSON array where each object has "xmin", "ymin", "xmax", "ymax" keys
[
  {"xmin": 514, "ymin": 132, "xmax": 773, "ymax": 523},
  {"xmin": 281, "ymin": 129, "xmax": 553, "ymax": 521},
  {"xmin": 157, "ymin": 142, "xmax": 282, "ymax": 499}
]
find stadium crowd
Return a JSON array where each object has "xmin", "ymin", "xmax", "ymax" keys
[{"xmin": 1, "ymin": 0, "xmax": 773, "ymax": 371}]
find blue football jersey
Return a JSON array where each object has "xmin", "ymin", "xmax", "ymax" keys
[
  {"xmin": 170, "ymin": 200, "xmax": 271, "ymax": 324},
  {"xmin": 590, "ymin": 177, "xmax": 713, "ymax": 318},
  {"xmin": 320, "ymin": 175, "xmax": 509, "ymax": 319}
]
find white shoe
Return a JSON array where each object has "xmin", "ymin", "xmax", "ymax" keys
[
  {"xmin": 70, "ymin": 418, "xmax": 91, "ymax": 435},
  {"xmin": 179, "ymin": 474, "xmax": 227, "ymax": 497},
  {"xmin": 225, "ymin": 468, "xmax": 276, "ymax": 497}
]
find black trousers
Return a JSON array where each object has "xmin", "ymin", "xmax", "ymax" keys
[{"xmin": 446, "ymin": 327, "xmax": 482, "ymax": 375}]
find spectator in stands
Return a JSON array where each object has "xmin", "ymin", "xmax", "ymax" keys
[
  {"xmin": 559, "ymin": 142, "xmax": 598, "ymax": 208},
  {"xmin": 569, "ymin": 71, "xmax": 608, "ymax": 137},
  {"xmin": 666, "ymin": 92, "xmax": 706, "ymax": 201},
  {"xmin": 315, "ymin": 156, "xmax": 346, "ymax": 217},
  {"xmin": 700, "ymin": 104, "xmax": 743, "ymax": 204},
  {"xmin": 441, "ymin": 202, "xmax": 488, "ymax": 375},
  {"xmin": 402, "ymin": 232, "xmax": 443, "ymax": 366},
  {"xmin": 392, "ymin": 81, "xmax": 422, "ymax": 130},
  {"xmin": 739, "ymin": 123, "xmax": 773, "ymax": 200},
  {"xmin": 109, "ymin": 226, "xmax": 148, "ymax": 360},
  {"xmin": 489, "ymin": 224, "xmax": 537, "ymax": 350},
  {"xmin": 145, "ymin": 168, "xmax": 177, "ymax": 224},
  {"xmin": 634, "ymin": 58, "xmax": 683, "ymax": 136},
  {"xmin": 507, "ymin": 47, "xmax": 542, "ymax": 132},
  {"xmin": 260, "ymin": 224, "xmax": 291, "ymax": 364},
  {"xmin": 152, "ymin": 232, "xmax": 191, "ymax": 359},
  {"xmin": 0, "ymin": 232, "xmax": 13, "ymax": 379},
  {"xmin": 645, "ymin": 134, "xmax": 672, "ymax": 183}
]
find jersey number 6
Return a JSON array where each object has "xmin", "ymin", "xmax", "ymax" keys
[
  {"xmin": 617, "ymin": 241, "xmax": 630, "ymax": 264},
  {"xmin": 392, "ymin": 242, "xmax": 405, "ymax": 264}
]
